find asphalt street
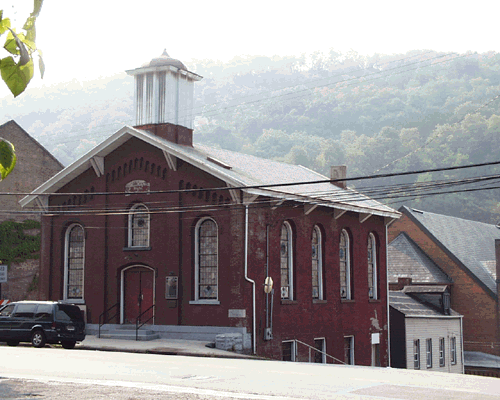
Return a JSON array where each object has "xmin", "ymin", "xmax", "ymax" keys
[{"xmin": 1, "ymin": 346, "xmax": 500, "ymax": 399}]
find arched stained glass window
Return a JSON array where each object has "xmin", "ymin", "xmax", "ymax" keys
[
  {"xmin": 128, "ymin": 203, "xmax": 150, "ymax": 248},
  {"xmin": 196, "ymin": 218, "xmax": 218, "ymax": 300},
  {"xmin": 280, "ymin": 222, "xmax": 293, "ymax": 300},
  {"xmin": 340, "ymin": 229, "xmax": 351, "ymax": 300},
  {"xmin": 368, "ymin": 233, "xmax": 377, "ymax": 299},
  {"xmin": 65, "ymin": 224, "xmax": 85, "ymax": 300},
  {"xmin": 312, "ymin": 226, "xmax": 323, "ymax": 300}
]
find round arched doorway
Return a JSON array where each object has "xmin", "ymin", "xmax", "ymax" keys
[{"xmin": 120, "ymin": 265, "xmax": 155, "ymax": 324}]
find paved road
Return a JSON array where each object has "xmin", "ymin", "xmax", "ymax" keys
[{"xmin": 1, "ymin": 346, "xmax": 500, "ymax": 399}]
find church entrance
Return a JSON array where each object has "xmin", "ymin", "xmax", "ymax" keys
[{"xmin": 121, "ymin": 266, "xmax": 155, "ymax": 324}]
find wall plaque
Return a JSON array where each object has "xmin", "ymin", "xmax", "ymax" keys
[{"xmin": 125, "ymin": 180, "xmax": 150, "ymax": 196}]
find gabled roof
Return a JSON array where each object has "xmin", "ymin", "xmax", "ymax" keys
[
  {"xmin": 400, "ymin": 206, "xmax": 500, "ymax": 298},
  {"xmin": 390, "ymin": 291, "xmax": 461, "ymax": 318},
  {"xmin": 388, "ymin": 232, "xmax": 452, "ymax": 284},
  {"xmin": 20, "ymin": 125, "xmax": 400, "ymax": 219}
]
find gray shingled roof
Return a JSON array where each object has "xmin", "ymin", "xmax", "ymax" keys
[
  {"xmin": 388, "ymin": 232, "xmax": 452, "ymax": 284},
  {"xmin": 20, "ymin": 126, "xmax": 400, "ymax": 219},
  {"xmin": 402, "ymin": 206, "xmax": 500, "ymax": 297},
  {"xmin": 390, "ymin": 291, "xmax": 460, "ymax": 317}
]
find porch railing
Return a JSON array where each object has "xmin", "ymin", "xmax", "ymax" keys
[
  {"xmin": 135, "ymin": 304, "xmax": 155, "ymax": 341},
  {"xmin": 294, "ymin": 339, "xmax": 346, "ymax": 364},
  {"xmin": 98, "ymin": 302, "xmax": 119, "ymax": 338}
]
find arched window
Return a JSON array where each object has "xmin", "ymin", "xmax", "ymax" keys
[
  {"xmin": 368, "ymin": 233, "xmax": 377, "ymax": 299},
  {"xmin": 195, "ymin": 218, "xmax": 218, "ymax": 301},
  {"xmin": 312, "ymin": 226, "xmax": 323, "ymax": 300},
  {"xmin": 128, "ymin": 203, "xmax": 150, "ymax": 248},
  {"xmin": 64, "ymin": 224, "xmax": 85, "ymax": 301},
  {"xmin": 280, "ymin": 221, "xmax": 294, "ymax": 300},
  {"xmin": 340, "ymin": 229, "xmax": 351, "ymax": 300}
]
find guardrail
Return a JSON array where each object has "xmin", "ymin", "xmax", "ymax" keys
[
  {"xmin": 135, "ymin": 304, "xmax": 155, "ymax": 341},
  {"xmin": 294, "ymin": 339, "xmax": 346, "ymax": 364},
  {"xmin": 98, "ymin": 303, "xmax": 119, "ymax": 338}
]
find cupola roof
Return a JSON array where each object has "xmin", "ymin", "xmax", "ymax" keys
[{"xmin": 141, "ymin": 49, "xmax": 187, "ymax": 70}]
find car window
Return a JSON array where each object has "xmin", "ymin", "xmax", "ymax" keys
[
  {"xmin": 12, "ymin": 304, "xmax": 37, "ymax": 318},
  {"xmin": 56, "ymin": 305, "xmax": 84, "ymax": 322},
  {"xmin": 34, "ymin": 304, "xmax": 53, "ymax": 321},
  {"xmin": 0, "ymin": 304, "xmax": 15, "ymax": 316}
]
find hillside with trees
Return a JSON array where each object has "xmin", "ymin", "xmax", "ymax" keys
[{"xmin": 2, "ymin": 49, "xmax": 500, "ymax": 223}]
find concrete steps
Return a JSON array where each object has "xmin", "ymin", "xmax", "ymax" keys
[{"xmin": 96, "ymin": 324, "xmax": 160, "ymax": 341}]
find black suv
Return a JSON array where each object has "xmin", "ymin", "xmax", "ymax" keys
[{"xmin": 0, "ymin": 301, "xmax": 86, "ymax": 349}]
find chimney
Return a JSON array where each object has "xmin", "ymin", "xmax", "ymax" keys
[
  {"xmin": 330, "ymin": 166, "xmax": 347, "ymax": 189},
  {"xmin": 126, "ymin": 50, "xmax": 203, "ymax": 146}
]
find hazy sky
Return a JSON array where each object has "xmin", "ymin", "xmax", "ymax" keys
[{"xmin": 1, "ymin": 0, "xmax": 498, "ymax": 97}]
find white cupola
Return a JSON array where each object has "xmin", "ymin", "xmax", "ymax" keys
[{"xmin": 126, "ymin": 50, "xmax": 202, "ymax": 146}]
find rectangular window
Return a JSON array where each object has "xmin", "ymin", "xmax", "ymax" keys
[
  {"xmin": 439, "ymin": 337, "xmax": 445, "ymax": 367},
  {"xmin": 344, "ymin": 336, "xmax": 354, "ymax": 365},
  {"xmin": 314, "ymin": 338, "xmax": 326, "ymax": 363},
  {"xmin": 282, "ymin": 340, "xmax": 296, "ymax": 362},
  {"xmin": 451, "ymin": 337, "xmax": 457, "ymax": 365},
  {"xmin": 426, "ymin": 339, "xmax": 432, "ymax": 368},
  {"xmin": 414, "ymin": 339, "xmax": 420, "ymax": 369}
]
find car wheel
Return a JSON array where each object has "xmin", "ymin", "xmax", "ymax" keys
[
  {"xmin": 31, "ymin": 330, "xmax": 46, "ymax": 348},
  {"xmin": 7, "ymin": 341, "xmax": 19, "ymax": 346},
  {"xmin": 61, "ymin": 341, "xmax": 76, "ymax": 349}
]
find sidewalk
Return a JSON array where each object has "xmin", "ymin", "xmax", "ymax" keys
[{"xmin": 77, "ymin": 335, "xmax": 258, "ymax": 359}]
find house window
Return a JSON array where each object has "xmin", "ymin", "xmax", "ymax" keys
[
  {"xmin": 194, "ymin": 218, "xmax": 218, "ymax": 300},
  {"xmin": 451, "ymin": 337, "xmax": 457, "ymax": 365},
  {"xmin": 282, "ymin": 340, "xmax": 296, "ymax": 361},
  {"xmin": 439, "ymin": 337, "xmax": 445, "ymax": 367},
  {"xmin": 340, "ymin": 229, "xmax": 351, "ymax": 300},
  {"xmin": 311, "ymin": 226, "xmax": 323, "ymax": 300},
  {"xmin": 280, "ymin": 222, "xmax": 293, "ymax": 300},
  {"xmin": 314, "ymin": 338, "xmax": 326, "ymax": 363},
  {"xmin": 367, "ymin": 233, "xmax": 377, "ymax": 299},
  {"xmin": 64, "ymin": 224, "xmax": 85, "ymax": 300},
  {"xmin": 414, "ymin": 339, "xmax": 420, "ymax": 369},
  {"xmin": 128, "ymin": 203, "xmax": 150, "ymax": 247},
  {"xmin": 344, "ymin": 336, "xmax": 354, "ymax": 365},
  {"xmin": 426, "ymin": 339, "xmax": 432, "ymax": 368}
]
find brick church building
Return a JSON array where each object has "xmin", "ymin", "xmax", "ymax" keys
[{"xmin": 21, "ymin": 51, "xmax": 400, "ymax": 362}]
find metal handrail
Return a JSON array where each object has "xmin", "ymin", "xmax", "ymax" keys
[
  {"xmin": 294, "ymin": 339, "xmax": 346, "ymax": 364},
  {"xmin": 98, "ymin": 302, "xmax": 119, "ymax": 338},
  {"xmin": 135, "ymin": 304, "xmax": 155, "ymax": 341}
]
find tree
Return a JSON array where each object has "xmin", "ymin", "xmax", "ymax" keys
[{"xmin": 0, "ymin": 1, "xmax": 44, "ymax": 180}]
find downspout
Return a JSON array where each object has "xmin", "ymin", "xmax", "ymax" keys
[
  {"xmin": 460, "ymin": 315, "xmax": 465, "ymax": 374},
  {"xmin": 244, "ymin": 204, "xmax": 256, "ymax": 355},
  {"xmin": 385, "ymin": 220, "xmax": 394, "ymax": 367}
]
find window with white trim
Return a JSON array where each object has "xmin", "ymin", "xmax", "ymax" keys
[
  {"xmin": 280, "ymin": 222, "xmax": 293, "ymax": 300},
  {"xmin": 340, "ymin": 230, "xmax": 351, "ymax": 300},
  {"xmin": 311, "ymin": 226, "xmax": 323, "ymax": 300},
  {"xmin": 64, "ymin": 224, "xmax": 85, "ymax": 300},
  {"xmin": 367, "ymin": 233, "xmax": 377, "ymax": 299},
  {"xmin": 426, "ymin": 338, "xmax": 432, "ymax": 368},
  {"xmin": 128, "ymin": 203, "xmax": 150, "ymax": 247},
  {"xmin": 450, "ymin": 336, "xmax": 457, "ymax": 365},
  {"xmin": 414, "ymin": 339, "xmax": 420, "ymax": 369},
  {"xmin": 282, "ymin": 340, "xmax": 296, "ymax": 361},
  {"xmin": 195, "ymin": 218, "xmax": 218, "ymax": 300},
  {"xmin": 344, "ymin": 335, "xmax": 354, "ymax": 365},
  {"xmin": 439, "ymin": 337, "xmax": 445, "ymax": 367}
]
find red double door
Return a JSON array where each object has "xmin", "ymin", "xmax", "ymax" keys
[{"xmin": 123, "ymin": 267, "xmax": 154, "ymax": 324}]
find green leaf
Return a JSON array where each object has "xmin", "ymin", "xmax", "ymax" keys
[
  {"xmin": 0, "ymin": 16, "xmax": 10, "ymax": 35},
  {"xmin": 0, "ymin": 56, "xmax": 34, "ymax": 97},
  {"xmin": 0, "ymin": 138, "xmax": 17, "ymax": 180}
]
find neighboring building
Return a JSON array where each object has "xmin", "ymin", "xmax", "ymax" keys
[
  {"xmin": 388, "ymin": 206, "xmax": 500, "ymax": 374},
  {"xmin": 0, "ymin": 120, "xmax": 64, "ymax": 301},
  {"xmin": 389, "ymin": 290, "xmax": 463, "ymax": 373},
  {"xmin": 20, "ymin": 51, "xmax": 400, "ymax": 362}
]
